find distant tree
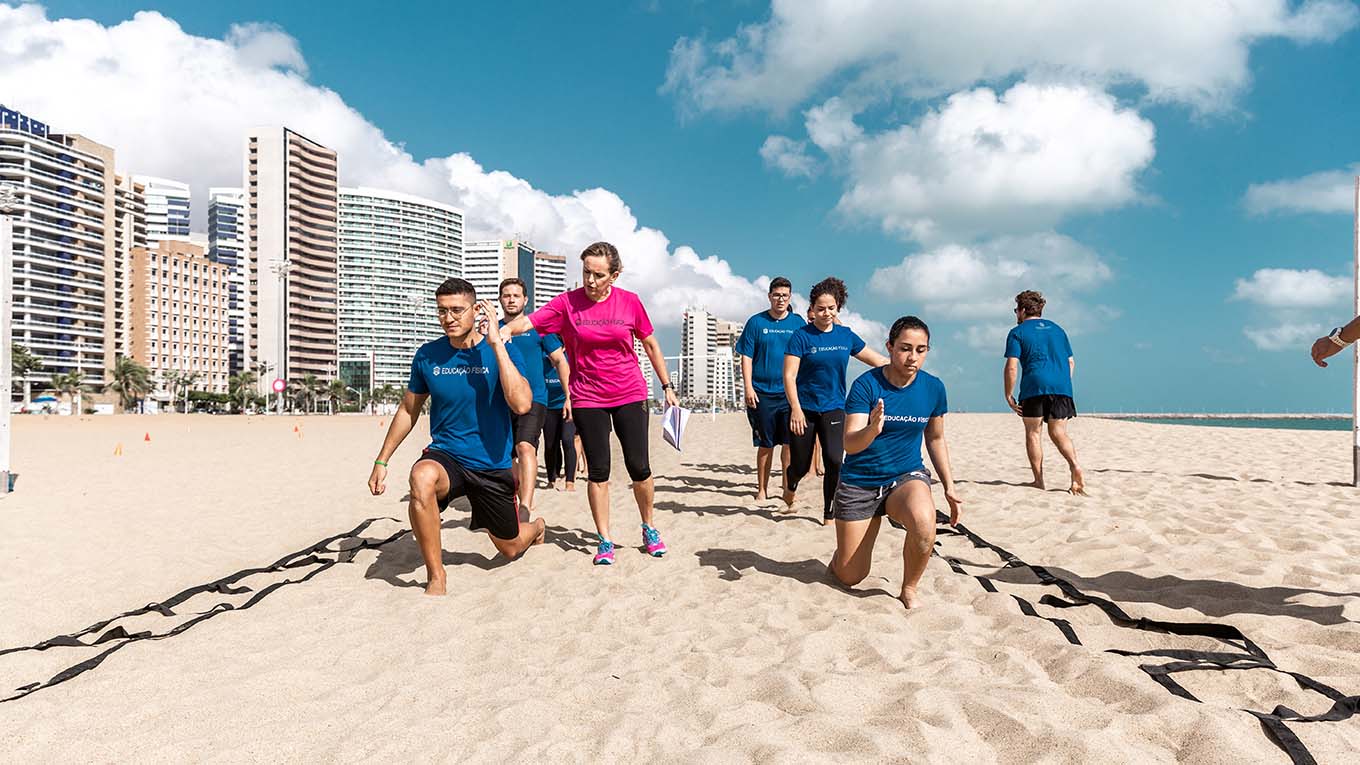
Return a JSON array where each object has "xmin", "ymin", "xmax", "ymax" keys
[{"xmin": 107, "ymin": 355, "xmax": 153, "ymax": 412}]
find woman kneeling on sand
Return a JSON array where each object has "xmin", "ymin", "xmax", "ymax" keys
[{"xmin": 828, "ymin": 315, "xmax": 963, "ymax": 609}]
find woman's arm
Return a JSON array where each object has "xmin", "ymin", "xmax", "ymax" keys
[{"xmin": 924, "ymin": 416, "xmax": 962, "ymax": 525}]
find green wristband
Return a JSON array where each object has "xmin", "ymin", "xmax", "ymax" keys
[{"xmin": 374, "ymin": 459, "xmax": 388, "ymax": 467}]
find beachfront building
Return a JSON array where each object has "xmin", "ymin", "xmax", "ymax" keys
[
  {"xmin": 715, "ymin": 318, "xmax": 743, "ymax": 404},
  {"xmin": 337, "ymin": 186, "xmax": 463, "ymax": 391},
  {"xmin": 0, "ymin": 104, "xmax": 118, "ymax": 399},
  {"xmin": 127, "ymin": 240, "xmax": 231, "ymax": 400},
  {"xmin": 464, "ymin": 238, "xmax": 541, "ymax": 307},
  {"xmin": 633, "ymin": 336, "xmax": 655, "ymax": 400},
  {"xmin": 243, "ymin": 127, "xmax": 339, "ymax": 392},
  {"xmin": 208, "ymin": 187, "xmax": 246, "ymax": 375},
  {"xmin": 109, "ymin": 174, "xmax": 148, "ymax": 366},
  {"xmin": 132, "ymin": 175, "xmax": 191, "ymax": 247},
  {"xmin": 680, "ymin": 306, "xmax": 718, "ymax": 400},
  {"xmin": 532, "ymin": 250, "xmax": 567, "ymax": 310}
]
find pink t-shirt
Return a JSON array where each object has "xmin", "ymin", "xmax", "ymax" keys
[{"xmin": 529, "ymin": 287, "xmax": 654, "ymax": 408}]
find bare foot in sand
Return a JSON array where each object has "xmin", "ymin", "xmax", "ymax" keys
[
  {"xmin": 550, "ymin": 479, "xmax": 562, "ymax": 492},
  {"xmin": 1025, "ymin": 474, "xmax": 1045, "ymax": 490},
  {"xmin": 823, "ymin": 518, "xmax": 834, "ymax": 527},
  {"xmin": 780, "ymin": 488, "xmax": 796, "ymax": 512},
  {"xmin": 1069, "ymin": 467, "xmax": 1087, "ymax": 496},
  {"xmin": 899, "ymin": 586, "xmax": 922, "ymax": 610},
  {"xmin": 531, "ymin": 518, "xmax": 546, "ymax": 545},
  {"xmin": 565, "ymin": 482, "xmax": 577, "ymax": 492},
  {"xmin": 754, "ymin": 490, "xmax": 768, "ymax": 502},
  {"xmin": 424, "ymin": 573, "xmax": 447, "ymax": 597}
]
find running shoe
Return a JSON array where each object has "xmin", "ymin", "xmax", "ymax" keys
[
  {"xmin": 593, "ymin": 538, "xmax": 616, "ymax": 566},
  {"xmin": 642, "ymin": 524, "xmax": 667, "ymax": 557}
]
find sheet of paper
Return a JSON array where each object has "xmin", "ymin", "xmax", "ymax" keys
[{"xmin": 662, "ymin": 405, "xmax": 691, "ymax": 451}]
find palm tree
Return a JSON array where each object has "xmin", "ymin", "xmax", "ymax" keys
[
  {"xmin": 228, "ymin": 371, "xmax": 258, "ymax": 413},
  {"xmin": 178, "ymin": 371, "xmax": 201, "ymax": 413},
  {"xmin": 48, "ymin": 371, "xmax": 89, "ymax": 415},
  {"xmin": 11, "ymin": 343, "xmax": 44, "ymax": 399},
  {"xmin": 299, "ymin": 373, "xmax": 321, "ymax": 413},
  {"xmin": 107, "ymin": 355, "xmax": 153, "ymax": 413},
  {"xmin": 325, "ymin": 379, "xmax": 348, "ymax": 415},
  {"xmin": 163, "ymin": 370, "xmax": 183, "ymax": 414}
]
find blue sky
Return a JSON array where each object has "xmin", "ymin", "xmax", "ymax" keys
[{"xmin": 6, "ymin": 1, "xmax": 1360, "ymax": 412}]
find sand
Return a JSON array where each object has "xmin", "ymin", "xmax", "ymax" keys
[{"xmin": 0, "ymin": 412, "xmax": 1357, "ymax": 762}]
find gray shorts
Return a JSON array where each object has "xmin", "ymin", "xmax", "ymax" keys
[{"xmin": 832, "ymin": 469, "xmax": 933, "ymax": 522}]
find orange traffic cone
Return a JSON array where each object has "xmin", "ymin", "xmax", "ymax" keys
[
  {"xmin": 143, "ymin": 432, "xmax": 151, "ymax": 443},
  {"xmin": 293, "ymin": 425, "xmax": 299, "ymax": 433}
]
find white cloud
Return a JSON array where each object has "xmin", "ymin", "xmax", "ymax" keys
[
  {"xmin": 0, "ymin": 4, "xmax": 778, "ymax": 328},
  {"xmin": 663, "ymin": 0, "xmax": 1358, "ymax": 116},
  {"xmin": 1232, "ymin": 268, "xmax": 1350, "ymax": 308},
  {"xmin": 1243, "ymin": 322, "xmax": 1325, "ymax": 350},
  {"xmin": 833, "ymin": 83, "xmax": 1155, "ymax": 242},
  {"xmin": 758, "ymin": 135, "xmax": 818, "ymax": 178},
  {"xmin": 804, "ymin": 97, "xmax": 862, "ymax": 153},
  {"xmin": 1244, "ymin": 165, "xmax": 1357, "ymax": 215}
]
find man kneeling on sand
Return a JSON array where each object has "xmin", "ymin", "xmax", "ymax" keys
[{"xmin": 368, "ymin": 277, "xmax": 545, "ymax": 595}]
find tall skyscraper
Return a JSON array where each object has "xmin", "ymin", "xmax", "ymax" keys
[
  {"xmin": 110, "ymin": 175, "xmax": 148, "ymax": 365},
  {"xmin": 633, "ymin": 336, "xmax": 655, "ymax": 399},
  {"xmin": 464, "ymin": 238, "xmax": 537, "ymax": 305},
  {"xmin": 715, "ymin": 318, "xmax": 743, "ymax": 404},
  {"xmin": 127, "ymin": 240, "xmax": 231, "ymax": 396},
  {"xmin": 208, "ymin": 187, "xmax": 246, "ymax": 375},
  {"xmin": 680, "ymin": 306, "xmax": 719, "ymax": 399},
  {"xmin": 337, "ymin": 186, "xmax": 463, "ymax": 391},
  {"xmin": 243, "ymin": 127, "xmax": 339, "ymax": 390},
  {"xmin": 132, "ymin": 175, "xmax": 191, "ymax": 247},
  {"xmin": 532, "ymin": 250, "xmax": 567, "ymax": 310},
  {"xmin": 0, "ymin": 105, "xmax": 118, "ymax": 397}
]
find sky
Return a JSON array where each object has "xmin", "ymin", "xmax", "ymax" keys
[{"xmin": 3, "ymin": 1, "xmax": 1360, "ymax": 412}]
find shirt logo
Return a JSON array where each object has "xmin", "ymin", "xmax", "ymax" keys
[
  {"xmin": 883, "ymin": 414, "xmax": 930, "ymax": 423},
  {"xmin": 762, "ymin": 328, "xmax": 792, "ymax": 335},
  {"xmin": 432, "ymin": 365, "xmax": 489, "ymax": 376},
  {"xmin": 575, "ymin": 317, "xmax": 626, "ymax": 326},
  {"xmin": 809, "ymin": 345, "xmax": 849, "ymax": 355}
]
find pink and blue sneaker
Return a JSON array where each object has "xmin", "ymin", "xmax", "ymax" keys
[
  {"xmin": 642, "ymin": 524, "xmax": 667, "ymax": 557},
  {"xmin": 593, "ymin": 538, "xmax": 616, "ymax": 566}
]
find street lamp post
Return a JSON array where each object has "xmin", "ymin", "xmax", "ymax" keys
[
  {"xmin": 1, "ymin": 183, "xmax": 20, "ymax": 494},
  {"xmin": 270, "ymin": 259, "xmax": 293, "ymax": 415}
]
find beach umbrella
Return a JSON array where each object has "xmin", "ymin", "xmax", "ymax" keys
[{"xmin": 31, "ymin": 395, "xmax": 57, "ymax": 403}]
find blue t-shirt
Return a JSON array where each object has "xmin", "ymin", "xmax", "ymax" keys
[
  {"xmin": 500, "ymin": 320, "xmax": 562, "ymax": 406},
  {"xmin": 544, "ymin": 346, "xmax": 568, "ymax": 410},
  {"xmin": 841, "ymin": 368, "xmax": 948, "ymax": 487},
  {"xmin": 735, "ymin": 310, "xmax": 806, "ymax": 397},
  {"xmin": 1004, "ymin": 319, "xmax": 1074, "ymax": 400},
  {"xmin": 407, "ymin": 337, "xmax": 527, "ymax": 471},
  {"xmin": 784, "ymin": 323, "xmax": 866, "ymax": 413}
]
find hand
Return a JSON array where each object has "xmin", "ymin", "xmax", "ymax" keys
[
  {"xmin": 368, "ymin": 462, "xmax": 387, "ymax": 495},
  {"xmin": 868, "ymin": 398, "xmax": 885, "ymax": 434},
  {"xmin": 789, "ymin": 408, "xmax": 806, "ymax": 436},
  {"xmin": 745, "ymin": 388, "xmax": 759, "ymax": 409},
  {"xmin": 478, "ymin": 300, "xmax": 501, "ymax": 345},
  {"xmin": 562, "ymin": 398, "xmax": 572, "ymax": 421},
  {"xmin": 943, "ymin": 486, "xmax": 963, "ymax": 526},
  {"xmin": 1006, "ymin": 395, "xmax": 1023, "ymax": 415},
  {"xmin": 1311, "ymin": 336, "xmax": 1344, "ymax": 367},
  {"xmin": 664, "ymin": 387, "xmax": 679, "ymax": 409}
]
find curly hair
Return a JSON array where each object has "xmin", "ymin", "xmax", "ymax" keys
[
  {"xmin": 580, "ymin": 241, "xmax": 623, "ymax": 274},
  {"xmin": 1015, "ymin": 290, "xmax": 1046, "ymax": 318},
  {"xmin": 809, "ymin": 276, "xmax": 848, "ymax": 310}
]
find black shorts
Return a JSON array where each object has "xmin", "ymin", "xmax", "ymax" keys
[
  {"xmin": 832, "ymin": 470, "xmax": 932, "ymax": 522},
  {"xmin": 746, "ymin": 393, "xmax": 790, "ymax": 448},
  {"xmin": 1020, "ymin": 394, "xmax": 1076, "ymax": 421},
  {"xmin": 417, "ymin": 449, "xmax": 520, "ymax": 540},
  {"xmin": 512, "ymin": 402, "xmax": 547, "ymax": 446}
]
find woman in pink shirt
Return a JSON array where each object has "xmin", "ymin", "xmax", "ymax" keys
[{"xmin": 502, "ymin": 241, "xmax": 679, "ymax": 565}]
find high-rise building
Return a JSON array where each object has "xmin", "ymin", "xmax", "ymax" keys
[
  {"xmin": 715, "ymin": 318, "xmax": 743, "ymax": 404},
  {"xmin": 243, "ymin": 127, "xmax": 339, "ymax": 391},
  {"xmin": 337, "ymin": 186, "xmax": 463, "ymax": 391},
  {"xmin": 110, "ymin": 175, "xmax": 148, "ymax": 365},
  {"xmin": 132, "ymin": 175, "xmax": 191, "ymax": 247},
  {"xmin": 464, "ymin": 238, "xmax": 538, "ymax": 305},
  {"xmin": 532, "ymin": 251, "xmax": 567, "ymax": 310},
  {"xmin": 0, "ymin": 105, "xmax": 115, "ymax": 396},
  {"xmin": 680, "ymin": 306, "xmax": 719, "ymax": 399},
  {"xmin": 127, "ymin": 240, "xmax": 231, "ymax": 396},
  {"xmin": 633, "ymin": 336, "xmax": 655, "ymax": 399},
  {"xmin": 208, "ymin": 187, "xmax": 246, "ymax": 375}
]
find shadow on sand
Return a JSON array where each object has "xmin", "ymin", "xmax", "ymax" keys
[{"xmin": 695, "ymin": 548, "xmax": 894, "ymax": 600}]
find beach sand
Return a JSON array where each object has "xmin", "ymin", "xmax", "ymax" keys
[{"xmin": 1, "ymin": 413, "xmax": 1357, "ymax": 762}]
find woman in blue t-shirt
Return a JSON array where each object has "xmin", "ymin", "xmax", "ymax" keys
[
  {"xmin": 828, "ymin": 315, "xmax": 963, "ymax": 610},
  {"xmin": 782, "ymin": 277, "xmax": 889, "ymax": 523}
]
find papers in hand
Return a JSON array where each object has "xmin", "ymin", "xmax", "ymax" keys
[{"xmin": 662, "ymin": 405, "xmax": 691, "ymax": 451}]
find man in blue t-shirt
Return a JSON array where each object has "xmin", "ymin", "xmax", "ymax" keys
[
  {"xmin": 1002, "ymin": 290, "xmax": 1086, "ymax": 495},
  {"xmin": 829, "ymin": 315, "xmax": 962, "ymax": 610},
  {"xmin": 735, "ymin": 277, "xmax": 805, "ymax": 501},
  {"xmin": 368, "ymin": 277, "xmax": 544, "ymax": 596},
  {"xmin": 499, "ymin": 277, "xmax": 569, "ymax": 513}
]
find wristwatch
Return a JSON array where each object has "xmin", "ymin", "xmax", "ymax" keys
[
  {"xmin": 661, "ymin": 382, "xmax": 673, "ymax": 391},
  {"xmin": 1328, "ymin": 326, "xmax": 1350, "ymax": 348}
]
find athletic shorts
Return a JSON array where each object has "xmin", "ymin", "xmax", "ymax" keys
[
  {"xmin": 416, "ymin": 448, "xmax": 520, "ymax": 540},
  {"xmin": 1020, "ymin": 394, "xmax": 1076, "ymax": 421},
  {"xmin": 746, "ymin": 393, "xmax": 790, "ymax": 448},
  {"xmin": 512, "ymin": 402, "xmax": 547, "ymax": 446},
  {"xmin": 831, "ymin": 469, "xmax": 932, "ymax": 522}
]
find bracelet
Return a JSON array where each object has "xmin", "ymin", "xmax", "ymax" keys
[{"xmin": 374, "ymin": 459, "xmax": 388, "ymax": 467}]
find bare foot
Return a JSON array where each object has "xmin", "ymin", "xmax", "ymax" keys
[
  {"xmin": 1069, "ymin": 467, "xmax": 1087, "ymax": 496},
  {"xmin": 424, "ymin": 574, "xmax": 448, "ymax": 597},
  {"xmin": 822, "ymin": 517, "xmax": 834, "ymax": 527},
  {"xmin": 754, "ymin": 491, "xmax": 768, "ymax": 502},
  {"xmin": 531, "ymin": 518, "xmax": 547, "ymax": 545},
  {"xmin": 1025, "ymin": 474, "xmax": 1045, "ymax": 490},
  {"xmin": 780, "ymin": 488, "xmax": 796, "ymax": 512},
  {"xmin": 899, "ymin": 586, "xmax": 922, "ymax": 609},
  {"xmin": 565, "ymin": 482, "xmax": 577, "ymax": 492}
]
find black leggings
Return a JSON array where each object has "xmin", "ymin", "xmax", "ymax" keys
[
  {"xmin": 542, "ymin": 407, "xmax": 577, "ymax": 483},
  {"xmin": 574, "ymin": 402, "xmax": 652, "ymax": 483},
  {"xmin": 787, "ymin": 408, "xmax": 845, "ymax": 520}
]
